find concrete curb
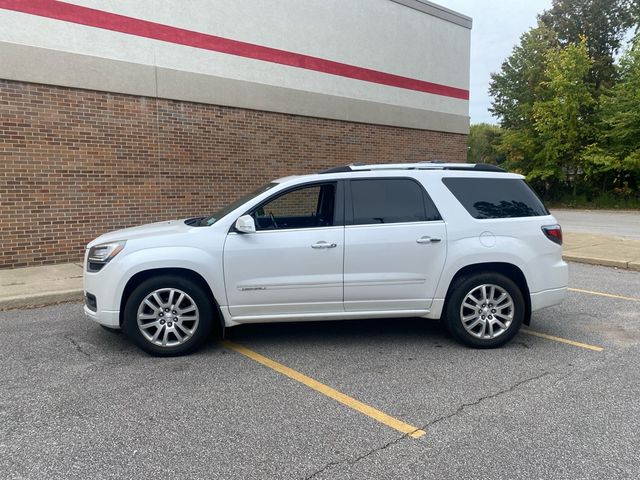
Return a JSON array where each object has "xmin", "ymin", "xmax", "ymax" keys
[
  {"xmin": 561, "ymin": 231, "xmax": 640, "ymax": 271},
  {"xmin": 562, "ymin": 254, "xmax": 631, "ymax": 270},
  {"xmin": 0, "ymin": 289, "xmax": 83, "ymax": 311}
]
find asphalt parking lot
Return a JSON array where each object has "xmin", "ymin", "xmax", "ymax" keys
[{"xmin": 1, "ymin": 262, "xmax": 639, "ymax": 480}]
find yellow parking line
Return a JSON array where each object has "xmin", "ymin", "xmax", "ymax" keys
[
  {"xmin": 521, "ymin": 329, "xmax": 604, "ymax": 352},
  {"xmin": 222, "ymin": 340, "xmax": 426, "ymax": 438},
  {"xmin": 568, "ymin": 288, "xmax": 640, "ymax": 302}
]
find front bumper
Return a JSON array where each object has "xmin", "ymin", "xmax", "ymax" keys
[
  {"xmin": 83, "ymin": 251, "xmax": 123, "ymax": 328},
  {"xmin": 83, "ymin": 303, "xmax": 120, "ymax": 328}
]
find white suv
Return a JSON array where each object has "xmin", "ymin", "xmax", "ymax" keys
[{"xmin": 83, "ymin": 163, "xmax": 568, "ymax": 355}]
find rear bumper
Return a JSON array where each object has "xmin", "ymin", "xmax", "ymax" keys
[{"xmin": 530, "ymin": 286, "xmax": 567, "ymax": 312}]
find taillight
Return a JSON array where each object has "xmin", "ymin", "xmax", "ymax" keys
[{"xmin": 542, "ymin": 224, "xmax": 563, "ymax": 245}]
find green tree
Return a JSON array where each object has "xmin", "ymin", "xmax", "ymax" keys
[
  {"xmin": 467, "ymin": 124, "xmax": 504, "ymax": 165},
  {"xmin": 489, "ymin": 25, "xmax": 558, "ymax": 130},
  {"xmin": 538, "ymin": 0, "xmax": 634, "ymax": 89},
  {"xmin": 633, "ymin": 0, "xmax": 640, "ymax": 29},
  {"xmin": 489, "ymin": 26, "xmax": 558, "ymax": 186},
  {"xmin": 531, "ymin": 40, "xmax": 596, "ymax": 194},
  {"xmin": 583, "ymin": 36, "xmax": 640, "ymax": 195}
]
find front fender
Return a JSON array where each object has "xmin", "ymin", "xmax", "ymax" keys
[{"xmin": 107, "ymin": 246, "xmax": 225, "ymax": 310}]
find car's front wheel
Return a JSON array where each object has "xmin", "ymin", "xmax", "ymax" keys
[
  {"xmin": 445, "ymin": 272, "xmax": 524, "ymax": 348},
  {"xmin": 123, "ymin": 275, "xmax": 214, "ymax": 356},
  {"xmin": 100, "ymin": 324, "xmax": 121, "ymax": 334}
]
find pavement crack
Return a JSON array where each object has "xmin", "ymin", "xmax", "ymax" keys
[
  {"xmin": 304, "ymin": 371, "xmax": 554, "ymax": 479},
  {"xmin": 303, "ymin": 433, "xmax": 407, "ymax": 480},
  {"xmin": 305, "ymin": 422, "xmax": 428, "ymax": 479},
  {"xmin": 303, "ymin": 459, "xmax": 345, "ymax": 480},
  {"xmin": 66, "ymin": 336, "xmax": 91, "ymax": 358},
  {"xmin": 425, "ymin": 370, "xmax": 552, "ymax": 429}
]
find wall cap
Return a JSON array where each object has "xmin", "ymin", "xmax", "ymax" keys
[{"xmin": 389, "ymin": 0, "xmax": 472, "ymax": 29}]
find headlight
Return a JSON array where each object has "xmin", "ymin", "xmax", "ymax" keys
[{"xmin": 87, "ymin": 241, "xmax": 126, "ymax": 272}]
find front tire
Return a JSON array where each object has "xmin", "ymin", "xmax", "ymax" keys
[
  {"xmin": 445, "ymin": 272, "xmax": 524, "ymax": 349},
  {"xmin": 123, "ymin": 275, "xmax": 214, "ymax": 356},
  {"xmin": 100, "ymin": 324, "xmax": 122, "ymax": 334}
]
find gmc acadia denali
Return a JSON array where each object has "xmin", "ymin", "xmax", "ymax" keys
[{"xmin": 84, "ymin": 162, "xmax": 568, "ymax": 356}]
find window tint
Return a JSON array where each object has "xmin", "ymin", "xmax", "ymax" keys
[
  {"xmin": 442, "ymin": 178, "xmax": 548, "ymax": 219},
  {"xmin": 350, "ymin": 179, "xmax": 439, "ymax": 225},
  {"xmin": 201, "ymin": 182, "xmax": 276, "ymax": 226},
  {"xmin": 252, "ymin": 183, "xmax": 336, "ymax": 230}
]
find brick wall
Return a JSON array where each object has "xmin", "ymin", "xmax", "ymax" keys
[{"xmin": 0, "ymin": 79, "xmax": 467, "ymax": 269}]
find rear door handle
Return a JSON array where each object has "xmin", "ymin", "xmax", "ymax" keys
[
  {"xmin": 416, "ymin": 236, "xmax": 441, "ymax": 244},
  {"xmin": 311, "ymin": 241, "xmax": 337, "ymax": 249}
]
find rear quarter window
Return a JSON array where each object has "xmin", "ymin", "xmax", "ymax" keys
[{"xmin": 442, "ymin": 177, "xmax": 548, "ymax": 219}]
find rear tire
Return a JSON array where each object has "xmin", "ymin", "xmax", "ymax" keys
[
  {"xmin": 445, "ymin": 272, "xmax": 524, "ymax": 349},
  {"xmin": 123, "ymin": 275, "xmax": 214, "ymax": 356}
]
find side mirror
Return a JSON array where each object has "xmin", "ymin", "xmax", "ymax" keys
[{"xmin": 235, "ymin": 215, "xmax": 256, "ymax": 234}]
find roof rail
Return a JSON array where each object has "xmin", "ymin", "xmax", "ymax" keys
[{"xmin": 319, "ymin": 163, "xmax": 506, "ymax": 174}]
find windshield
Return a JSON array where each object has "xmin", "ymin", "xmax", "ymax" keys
[{"xmin": 200, "ymin": 183, "xmax": 278, "ymax": 226}]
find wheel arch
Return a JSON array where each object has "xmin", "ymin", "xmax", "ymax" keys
[
  {"xmin": 119, "ymin": 267, "xmax": 225, "ymax": 334},
  {"xmin": 443, "ymin": 262, "xmax": 532, "ymax": 325}
]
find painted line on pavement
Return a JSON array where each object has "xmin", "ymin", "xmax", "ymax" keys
[
  {"xmin": 521, "ymin": 329, "xmax": 604, "ymax": 352},
  {"xmin": 569, "ymin": 287, "xmax": 640, "ymax": 303},
  {"xmin": 222, "ymin": 340, "xmax": 426, "ymax": 438}
]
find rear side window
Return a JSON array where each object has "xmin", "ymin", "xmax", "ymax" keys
[
  {"xmin": 350, "ymin": 178, "xmax": 441, "ymax": 225},
  {"xmin": 442, "ymin": 178, "xmax": 548, "ymax": 219}
]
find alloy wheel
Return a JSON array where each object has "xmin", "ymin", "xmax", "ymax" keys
[
  {"xmin": 459, "ymin": 284, "xmax": 514, "ymax": 340},
  {"xmin": 136, "ymin": 288, "xmax": 200, "ymax": 347}
]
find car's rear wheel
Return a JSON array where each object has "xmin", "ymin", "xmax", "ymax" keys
[
  {"xmin": 445, "ymin": 272, "xmax": 524, "ymax": 348},
  {"xmin": 123, "ymin": 275, "xmax": 214, "ymax": 356}
]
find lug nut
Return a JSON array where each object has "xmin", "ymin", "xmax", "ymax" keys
[
  {"xmin": 172, "ymin": 311, "xmax": 176, "ymax": 315},
  {"xmin": 160, "ymin": 319, "xmax": 165, "ymax": 324},
  {"xmin": 488, "ymin": 315, "xmax": 493, "ymax": 319},
  {"xmin": 165, "ymin": 308, "xmax": 169, "ymax": 312},
  {"xmin": 492, "ymin": 309, "xmax": 496, "ymax": 313},
  {"xmin": 481, "ymin": 315, "xmax": 485, "ymax": 319},
  {"xmin": 168, "ymin": 322, "xmax": 173, "ymax": 327}
]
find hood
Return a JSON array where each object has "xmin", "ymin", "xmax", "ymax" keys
[{"xmin": 88, "ymin": 219, "xmax": 192, "ymax": 247}]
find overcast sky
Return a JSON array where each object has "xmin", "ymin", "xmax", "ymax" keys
[{"xmin": 437, "ymin": 0, "xmax": 553, "ymax": 124}]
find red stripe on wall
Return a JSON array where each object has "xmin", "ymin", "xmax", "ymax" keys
[{"xmin": 0, "ymin": 0, "xmax": 470, "ymax": 100}]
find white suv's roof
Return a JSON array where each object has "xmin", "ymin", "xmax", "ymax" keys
[
  {"xmin": 320, "ymin": 162, "xmax": 507, "ymax": 174},
  {"xmin": 273, "ymin": 163, "xmax": 520, "ymax": 184}
]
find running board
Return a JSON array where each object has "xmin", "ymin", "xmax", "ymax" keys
[{"xmin": 226, "ymin": 309, "xmax": 431, "ymax": 325}]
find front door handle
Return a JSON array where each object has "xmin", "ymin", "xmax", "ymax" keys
[
  {"xmin": 416, "ymin": 236, "xmax": 441, "ymax": 244},
  {"xmin": 311, "ymin": 241, "xmax": 338, "ymax": 249}
]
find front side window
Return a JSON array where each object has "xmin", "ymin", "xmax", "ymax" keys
[
  {"xmin": 350, "ymin": 178, "xmax": 440, "ymax": 225},
  {"xmin": 200, "ymin": 182, "xmax": 277, "ymax": 226},
  {"xmin": 252, "ymin": 182, "xmax": 337, "ymax": 230}
]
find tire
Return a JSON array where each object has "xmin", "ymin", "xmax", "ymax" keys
[
  {"xmin": 123, "ymin": 274, "xmax": 214, "ymax": 356},
  {"xmin": 444, "ymin": 272, "xmax": 525, "ymax": 349},
  {"xmin": 100, "ymin": 324, "xmax": 122, "ymax": 334}
]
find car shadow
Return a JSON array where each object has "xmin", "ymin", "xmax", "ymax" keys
[{"xmin": 219, "ymin": 316, "xmax": 452, "ymax": 347}]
